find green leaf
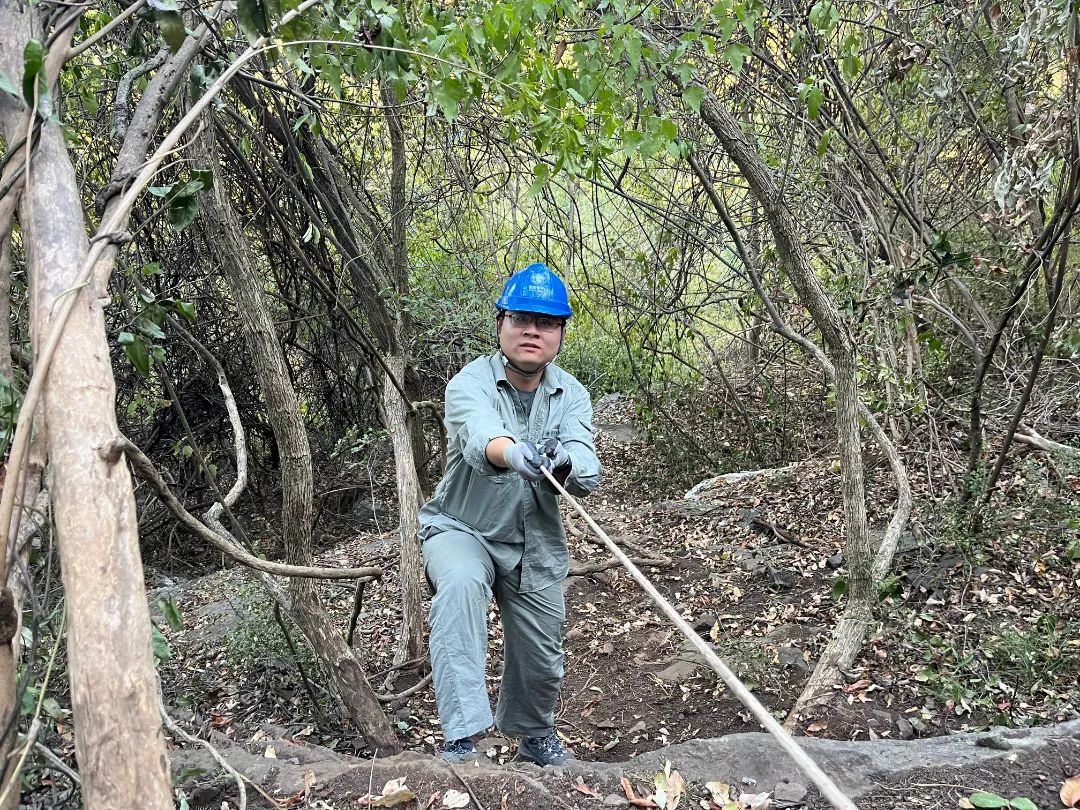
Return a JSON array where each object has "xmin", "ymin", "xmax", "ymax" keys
[
  {"xmin": 148, "ymin": 184, "xmax": 174, "ymax": 197},
  {"xmin": 158, "ymin": 597, "xmax": 184, "ymax": 632},
  {"xmin": 830, "ymin": 577, "xmax": 847, "ymax": 600},
  {"xmin": 120, "ymin": 333, "xmax": 151, "ymax": 376},
  {"xmin": 175, "ymin": 301, "xmax": 197, "ymax": 322},
  {"xmin": 817, "ymin": 128, "xmax": 834, "ymax": 157},
  {"xmin": 432, "ymin": 76, "xmax": 466, "ymax": 121},
  {"xmin": 167, "ymin": 192, "xmax": 200, "ymax": 232},
  {"xmin": 968, "ymin": 793, "xmax": 1009, "ymax": 809},
  {"xmin": 156, "ymin": 10, "xmax": 187, "ymax": 53},
  {"xmin": 150, "ymin": 622, "xmax": 171, "ymax": 663},
  {"xmin": 809, "ymin": 0, "xmax": 839, "ymax": 33},
  {"xmin": 21, "ymin": 39, "xmax": 44, "ymax": 108},
  {"xmin": 722, "ymin": 43, "xmax": 750, "ymax": 74},
  {"xmin": 141, "ymin": 262, "xmax": 162, "ymax": 277},
  {"xmin": 189, "ymin": 168, "xmax": 213, "ymax": 190},
  {"xmin": 798, "ymin": 80, "xmax": 824, "ymax": 120},
  {"xmin": 237, "ymin": 0, "xmax": 270, "ymax": 43},
  {"xmin": 1007, "ymin": 799, "xmax": 1038, "ymax": 810},
  {"xmin": 682, "ymin": 85, "xmax": 705, "ymax": 113},
  {"xmin": 529, "ymin": 162, "xmax": 550, "ymax": 196}
]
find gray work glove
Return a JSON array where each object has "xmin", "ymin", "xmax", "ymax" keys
[
  {"xmin": 503, "ymin": 440, "xmax": 552, "ymax": 482},
  {"xmin": 540, "ymin": 438, "xmax": 572, "ymax": 472}
]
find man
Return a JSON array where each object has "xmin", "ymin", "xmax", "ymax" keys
[{"xmin": 419, "ymin": 262, "xmax": 602, "ymax": 766}]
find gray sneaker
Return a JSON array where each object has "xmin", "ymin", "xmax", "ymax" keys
[
  {"xmin": 441, "ymin": 738, "xmax": 478, "ymax": 763},
  {"xmin": 518, "ymin": 732, "xmax": 573, "ymax": 766}
]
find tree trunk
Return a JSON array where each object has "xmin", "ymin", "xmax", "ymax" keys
[
  {"xmin": 382, "ymin": 355, "xmax": 425, "ymax": 672},
  {"xmin": 694, "ymin": 88, "xmax": 877, "ymax": 721},
  {"xmin": 378, "ymin": 85, "xmax": 426, "ymax": 672},
  {"xmin": 1, "ymin": 10, "xmax": 172, "ymax": 809},
  {"xmin": 195, "ymin": 124, "xmax": 400, "ymax": 753}
]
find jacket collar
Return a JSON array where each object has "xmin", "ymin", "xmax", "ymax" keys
[{"xmin": 488, "ymin": 352, "xmax": 563, "ymax": 394}]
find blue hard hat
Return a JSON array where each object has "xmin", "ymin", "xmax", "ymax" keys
[{"xmin": 496, "ymin": 263, "xmax": 573, "ymax": 317}]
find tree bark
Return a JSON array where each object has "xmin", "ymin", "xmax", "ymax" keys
[
  {"xmin": 195, "ymin": 123, "xmax": 400, "ymax": 753},
  {"xmin": 382, "ymin": 354, "xmax": 425, "ymax": 672},
  {"xmin": 0, "ymin": 9, "xmax": 173, "ymax": 808},
  {"xmin": 378, "ymin": 84, "xmax": 426, "ymax": 672}
]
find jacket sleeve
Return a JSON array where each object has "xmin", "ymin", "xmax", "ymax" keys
[
  {"xmin": 557, "ymin": 384, "xmax": 602, "ymax": 497},
  {"xmin": 445, "ymin": 369, "xmax": 514, "ymax": 476}
]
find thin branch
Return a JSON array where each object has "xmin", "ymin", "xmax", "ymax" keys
[{"xmin": 123, "ymin": 438, "xmax": 382, "ymax": 581}]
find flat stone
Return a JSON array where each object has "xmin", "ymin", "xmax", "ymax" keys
[
  {"xmin": 477, "ymin": 736, "xmax": 510, "ymax": 752},
  {"xmin": 827, "ymin": 552, "xmax": 844, "ymax": 569},
  {"xmin": 694, "ymin": 612, "xmax": 719, "ymax": 631},
  {"xmin": 777, "ymin": 647, "xmax": 809, "ymax": 673},
  {"xmin": 652, "ymin": 659, "xmax": 701, "ymax": 684},
  {"xmin": 773, "ymin": 780, "xmax": 807, "ymax": 805},
  {"xmin": 621, "ymin": 719, "xmax": 1080, "ymax": 798},
  {"xmin": 602, "ymin": 794, "xmax": 629, "ymax": 806},
  {"xmin": 896, "ymin": 718, "xmax": 915, "ymax": 740}
]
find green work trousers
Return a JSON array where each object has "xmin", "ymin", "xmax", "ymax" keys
[{"xmin": 424, "ymin": 528, "xmax": 566, "ymax": 742}]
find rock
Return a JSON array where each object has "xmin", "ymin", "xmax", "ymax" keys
[
  {"xmin": 652, "ymin": 659, "xmax": 701, "ymax": 684},
  {"xmin": 477, "ymin": 736, "xmax": 510, "ymax": 759},
  {"xmin": 694, "ymin": 612, "xmax": 719, "ymax": 631},
  {"xmin": 602, "ymin": 794, "xmax": 630, "ymax": 806},
  {"xmin": 738, "ymin": 555, "xmax": 763, "ymax": 573},
  {"xmin": 827, "ymin": 552, "xmax": 844, "ymax": 569},
  {"xmin": 777, "ymin": 647, "xmax": 809, "ymax": 673},
  {"xmin": 767, "ymin": 566, "xmax": 796, "ymax": 589},
  {"xmin": 896, "ymin": 718, "xmax": 915, "ymax": 740},
  {"xmin": 773, "ymin": 780, "xmax": 807, "ymax": 806},
  {"xmin": 765, "ymin": 623, "xmax": 821, "ymax": 644},
  {"xmin": 620, "ymin": 719, "xmax": 1080, "ymax": 799}
]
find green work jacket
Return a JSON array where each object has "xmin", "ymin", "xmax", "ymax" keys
[{"xmin": 418, "ymin": 353, "xmax": 602, "ymax": 592}]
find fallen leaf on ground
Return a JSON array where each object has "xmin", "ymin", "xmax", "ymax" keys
[
  {"xmin": 1062, "ymin": 775, "xmax": 1080, "ymax": 807},
  {"xmin": 704, "ymin": 783, "xmax": 731, "ymax": 804},
  {"xmin": 805, "ymin": 721, "xmax": 828, "ymax": 733},
  {"xmin": 575, "ymin": 783, "xmax": 599, "ymax": 797},
  {"xmin": 442, "ymin": 788, "xmax": 470, "ymax": 808},
  {"xmin": 622, "ymin": 776, "xmax": 658, "ymax": 808},
  {"xmin": 370, "ymin": 778, "xmax": 417, "ymax": 808}
]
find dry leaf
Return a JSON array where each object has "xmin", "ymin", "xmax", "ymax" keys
[
  {"xmin": 303, "ymin": 771, "xmax": 316, "ymax": 793},
  {"xmin": 442, "ymin": 788, "xmax": 471, "ymax": 808},
  {"xmin": 574, "ymin": 783, "xmax": 600, "ymax": 797},
  {"xmin": 424, "ymin": 791, "xmax": 441, "ymax": 809},
  {"xmin": 806, "ymin": 721, "xmax": 828, "ymax": 733},
  {"xmin": 370, "ymin": 778, "xmax": 417, "ymax": 808},
  {"xmin": 704, "ymin": 783, "xmax": 732, "ymax": 804},
  {"xmin": 667, "ymin": 769, "xmax": 686, "ymax": 810},
  {"xmin": 263, "ymin": 745, "xmax": 277, "ymax": 758},
  {"xmin": 1062, "ymin": 775, "xmax": 1080, "ymax": 808},
  {"xmin": 958, "ymin": 800, "xmax": 975, "ymax": 809}
]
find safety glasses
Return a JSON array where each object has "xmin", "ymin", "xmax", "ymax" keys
[{"xmin": 505, "ymin": 311, "xmax": 566, "ymax": 332}]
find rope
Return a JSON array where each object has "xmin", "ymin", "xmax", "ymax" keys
[{"xmin": 542, "ymin": 467, "xmax": 860, "ymax": 810}]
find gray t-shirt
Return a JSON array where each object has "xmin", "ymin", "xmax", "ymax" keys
[{"xmin": 512, "ymin": 387, "xmax": 535, "ymax": 418}]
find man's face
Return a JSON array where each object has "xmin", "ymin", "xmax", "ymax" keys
[{"xmin": 498, "ymin": 311, "xmax": 565, "ymax": 372}]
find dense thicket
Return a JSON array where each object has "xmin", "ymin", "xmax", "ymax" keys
[{"xmin": 0, "ymin": 0, "xmax": 1077, "ymax": 805}]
